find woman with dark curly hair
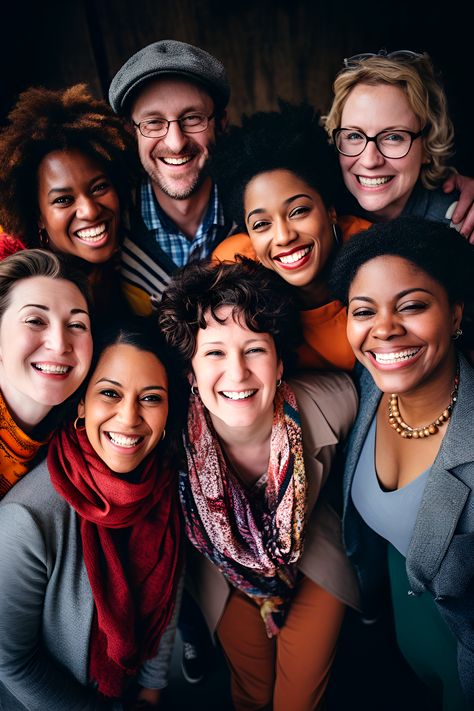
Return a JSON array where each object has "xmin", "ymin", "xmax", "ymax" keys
[
  {"xmin": 158, "ymin": 257, "xmax": 360, "ymax": 711},
  {"xmin": 330, "ymin": 216, "xmax": 474, "ymax": 709},
  {"xmin": 210, "ymin": 102, "xmax": 371, "ymax": 371},
  {"xmin": 0, "ymin": 83, "xmax": 139, "ymax": 314}
]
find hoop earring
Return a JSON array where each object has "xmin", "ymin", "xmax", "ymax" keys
[
  {"xmin": 73, "ymin": 416, "xmax": 86, "ymax": 431},
  {"xmin": 453, "ymin": 328, "xmax": 463, "ymax": 340},
  {"xmin": 276, "ymin": 379, "xmax": 282, "ymax": 388},
  {"xmin": 332, "ymin": 223, "xmax": 341, "ymax": 246},
  {"xmin": 161, "ymin": 428, "xmax": 166, "ymax": 441},
  {"xmin": 191, "ymin": 385, "xmax": 199, "ymax": 396},
  {"xmin": 38, "ymin": 227, "xmax": 49, "ymax": 248}
]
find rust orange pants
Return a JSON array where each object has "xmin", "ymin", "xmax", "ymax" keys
[{"xmin": 216, "ymin": 576, "xmax": 345, "ymax": 711}]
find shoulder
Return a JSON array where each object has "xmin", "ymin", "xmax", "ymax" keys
[
  {"xmin": 212, "ymin": 232, "xmax": 257, "ymax": 262},
  {"xmin": 289, "ymin": 370, "xmax": 358, "ymax": 441},
  {"xmin": 404, "ymin": 183, "xmax": 459, "ymax": 223},
  {"xmin": 0, "ymin": 460, "xmax": 68, "ymax": 523}
]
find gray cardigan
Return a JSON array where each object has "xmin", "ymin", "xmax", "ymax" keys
[
  {"xmin": 0, "ymin": 460, "xmax": 180, "ymax": 711},
  {"xmin": 342, "ymin": 355, "xmax": 474, "ymax": 707}
]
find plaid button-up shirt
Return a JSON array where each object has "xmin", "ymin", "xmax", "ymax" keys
[{"xmin": 140, "ymin": 178, "xmax": 226, "ymax": 268}]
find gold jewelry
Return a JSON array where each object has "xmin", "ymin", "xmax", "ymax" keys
[
  {"xmin": 73, "ymin": 416, "xmax": 86, "ymax": 431},
  {"xmin": 388, "ymin": 366, "xmax": 459, "ymax": 439},
  {"xmin": 161, "ymin": 428, "xmax": 166, "ymax": 441}
]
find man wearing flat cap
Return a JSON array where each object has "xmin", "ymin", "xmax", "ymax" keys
[{"xmin": 109, "ymin": 39, "xmax": 231, "ymax": 314}]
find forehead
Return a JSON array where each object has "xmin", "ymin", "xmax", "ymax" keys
[
  {"xmin": 38, "ymin": 149, "xmax": 103, "ymax": 184},
  {"xmin": 341, "ymin": 83, "xmax": 418, "ymax": 128},
  {"xmin": 6, "ymin": 276, "xmax": 86, "ymax": 309},
  {"xmin": 93, "ymin": 343, "xmax": 168, "ymax": 382},
  {"xmin": 131, "ymin": 76, "xmax": 214, "ymax": 119},
  {"xmin": 244, "ymin": 169, "xmax": 320, "ymax": 208},
  {"xmin": 350, "ymin": 255, "xmax": 445, "ymax": 296}
]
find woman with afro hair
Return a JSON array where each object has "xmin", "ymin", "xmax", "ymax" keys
[
  {"xmin": 210, "ymin": 101, "xmax": 371, "ymax": 372},
  {"xmin": 0, "ymin": 83, "xmax": 140, "ymax": 317}
]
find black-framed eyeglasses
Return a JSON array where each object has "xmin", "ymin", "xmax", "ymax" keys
[
  {"xmin": 343, "ymin": 49, "xmax": 424, "ymax": 69},
  {"xmin": 132, "ymin": 112, "xmax": 215, "ymax": 138},
  {"xmin": 332, "ymin": 128, "xmax": 426, "ymax": 159}
]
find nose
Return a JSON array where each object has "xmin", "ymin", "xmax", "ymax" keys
[
  {"xmin": 372, "ymin": 309, "xmax": 405, "ymax": 340},
  {"xmin": 45, "ymin": 325, "xmax": 72, "ymax": 354},
  {"xmin": 161, "ymin": 120, "xmax": 188, "ymax": 154},
  {"xmin": 274, "ymin": 218, "xmax": 296, "ymax": 247},
  {"xmin": 75, "ymin": 194, "xmax": 101, "ymax": 221},
  {"xmin": 116, "ymin": 397, "xmax": 141, "ymax": 428},
  {"xmin": 229, "ymin": 352, "xmax": 250, "ymax": 382},
  {"xmin": 358, "ymin": 140, "xmax": 386, "ymax": 169}
]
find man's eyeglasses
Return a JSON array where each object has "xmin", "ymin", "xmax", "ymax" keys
[
  {"xmin": 132, "ymin": 113, "xmax": 215, "ymax": 138},
  {"xmin": 332, "ymin": 128, "xmax": 426, "ymax": 159},
  {"xmin": 343, "ymin": 49, "xmax": 424, "ymax": 69}
]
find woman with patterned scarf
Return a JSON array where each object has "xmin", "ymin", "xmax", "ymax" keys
[
  {"xmin": 158, "ymin": 258, "xmax": 360, "ymax": 711},
  {"xmin": 0, "ymin": 318, "xmax": 183, "ymax": 710}
]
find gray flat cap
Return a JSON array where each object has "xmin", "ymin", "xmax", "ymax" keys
[{"xmin": 109, "ymin": 39, "xmax": 230, "ymax": 114}]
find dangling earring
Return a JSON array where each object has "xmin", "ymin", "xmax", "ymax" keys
[
  {"xmin": 73, "ymin": 416, "xmax": 86, "ymax": 431},
  {"xmin": 161, "ymin": 428, "xmax": 166, "ymax": 441},
  {"xmin": 38, "ymin": 227, "xmax": 49, "ymax": 248},
  {"xmin": 276, "ymin": 378, "xmax": 282, "ymax": 388},
  {"xmin": 332, "ymin": 223, "xmax": 341, "ymax": 246},
  {"xmin": 191, "ymin": 385, "xmax": 199, "ymax": 396},
  {"xmin": 453, "ymin": 328, "xmax": 463, "ymax": 340}
]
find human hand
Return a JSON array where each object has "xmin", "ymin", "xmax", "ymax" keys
[{"xmin": 443, "ymin": 173, "xmax": 474, "ymax": 243}]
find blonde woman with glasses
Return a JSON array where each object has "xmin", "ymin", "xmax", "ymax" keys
[{"xmin": 324, "ymin": 49, "xmax": 474, "ymax": 242}]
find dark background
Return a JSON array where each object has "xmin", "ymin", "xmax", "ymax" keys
[{"xmin": 3, "ymin": 0, "xmax": 473, "ymax": 174}]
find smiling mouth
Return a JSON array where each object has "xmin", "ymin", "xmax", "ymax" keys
[
  {"xmin": 106, "ymin": 432, "xmax": 144, "ymax": 448},
  {"xmin": 75, "ymin": 223, "xmax": 108, "ymax": 242},
  {"xmin": 221, "ymin": 390, "xmax": 257, "ymax": 400},
  {"xmin": 32, "ymin": 362, "xmax": 71, "ymax": 374},
  {"xmin": 160, "ymin": 156, "xmax": 194, "ymax": 166},
  {"xmin": 357, "ymin": 176, "xmax": 393, "ymax": 187},
  {"xmin": 275, "ymin": 244, "xmax": 314, "ymax": 265},
  {"xmin": 370, "ymin": 347, "xmax": 421, "ymax": 364}
]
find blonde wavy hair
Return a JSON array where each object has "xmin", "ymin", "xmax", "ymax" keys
[{"xmin": 323, "ymin": 53, "xmax": 454, "ymax": 189}]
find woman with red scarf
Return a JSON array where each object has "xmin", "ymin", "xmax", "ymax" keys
[{"xmin": 0, "ymin": 319, "xmax": 182, "ymax": 710}]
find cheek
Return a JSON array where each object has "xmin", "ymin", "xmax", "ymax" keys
[{"xmin": 346, "ymin": 320, "xmax": 366, "ymax": 351}]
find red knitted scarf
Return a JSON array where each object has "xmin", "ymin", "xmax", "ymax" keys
[{"xmin": 48, "ymin": 423, "xmax": 182, "ymax": 697}]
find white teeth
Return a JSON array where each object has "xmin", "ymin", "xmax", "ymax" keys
[
  {"xmin": 33, "ymin": 363, "xmax": 69, "ymax": 374},
  {"xmin": 358, "ymin": 176, "xmax": 392, "ymax": 187},
  {"xmin": 107, "ymin": 432, "xmax": 142, "ymax": 447},
  {"xmin": 373, "ymin": 348, "xmax": 420, "ymax": 364},
  {"xmin": 161, "ymin": 156, "xmax": 193, "ymax": 165},
  {"xmin": 76, "ymin": 223, "xmax": 107, "ymax": 241},
  {"xmin": 278, "ymin": 246, "xmax": 311, "ymax": 264},
  {"xmin": 222, "ymin": 390, "xmax": 256, "ymax": 400}
]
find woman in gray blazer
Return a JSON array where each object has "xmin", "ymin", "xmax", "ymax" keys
[
  {"xmin": 330, "ymin": 216, "xmax": 474, "ymax": 710},
  {"xmin": 0, "ymin": 318, "xmax": 182, "ymax": 710},
  {"xmin": 158, "ymin": 258, "xmax": 360, "ymax": 711}
]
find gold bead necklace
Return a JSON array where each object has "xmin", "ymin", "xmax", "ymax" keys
[{"xmin": 387, "ymin": 365, "xmax": 459, "ymax": 440}]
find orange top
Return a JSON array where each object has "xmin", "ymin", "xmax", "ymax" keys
[
  {"xmin": 0, "ymin": 391, "xmax": 47, "ymax": 499},
  {"xmin": 212, "ymin": 215, "xmax": 371, "ymax": 371}
]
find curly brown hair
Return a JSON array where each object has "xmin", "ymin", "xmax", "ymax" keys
[
  {"xmin": 158, "ymin": 257, "xmax": 303, "ymax": 375},
  {"xmin": 0, "ymin": 83, "xmax": 140, "ymax": 243}
]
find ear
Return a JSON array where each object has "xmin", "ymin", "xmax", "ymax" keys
[
  {"xmin": 217, "ymin": 109, "xmax": 229, "ymax": 134},
  {"xmin": 37, "ymin": 216, "xmax": 45, "ymax": 229},
  {"xmin": 452, "ymin": 302, "xmax": 464, "ymax": 332},
  {"xmin": 187, "ymin": 371, "xmax": 197, "ymax": 388},
  {"xmin": 277, "ymin": 359, "xmax": 284, "ymax": 382},
  {"xmin": 77, "ymin": 399, "xmax": 85, "ymax": 419},
  {"xmin": 328, "ymin": 206, "xmax": 337, "ymax": 224}
]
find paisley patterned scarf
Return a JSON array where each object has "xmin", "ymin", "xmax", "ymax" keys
[{"xmin": 182, "ymin": 381, "xmax": 307, "ymax": 637}]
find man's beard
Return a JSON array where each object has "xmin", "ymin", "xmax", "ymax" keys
[{"xmin": 154, "ymin": 165, "xmax": 208, "ymax": 200}]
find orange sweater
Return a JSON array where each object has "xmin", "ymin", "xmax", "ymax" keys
[
  {"xmin": 0, "ymin": 391, "xmax": 47, "ymax": 499},
  {"xmin": 213, "ymin": 215, "xmax": 371, "ymax": 371}
]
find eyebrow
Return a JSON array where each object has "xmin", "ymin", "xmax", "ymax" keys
[
  {"xmin": 47, "ymin": 174, "xmax": 108, "ymax": 197},
  {"xmin": 199, "ymin": 336, "xmax": 270, "ymax": 347},
  {"xmin": 349, "ymin": 287, "xmax": 433, "ymax": 304},
  {"xmin": 95, "ymin": 377, "xmax": 167, "ymax": 392},
  {"xmin": 20, "ymin": 304, "xmax": 89, "ymax": 316},
  {"xmin": 246, "ymin": 193, "xmax": 313, "ymax": 222}
]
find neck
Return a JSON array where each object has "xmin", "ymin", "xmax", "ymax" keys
[
  {"xmin": 0, "ymin": 377, "xmax": 51, "ymax": 434},
  {"xmin": 152, "ymin": 177, "xmax": 213, "ymax": 239},
  {"xmin": 298, "ymin": 278, "xmax": 332, "ymax": 309},
  {"xmin": 391, "ymin": 351, "xmax": 458, "ymax": 429}
]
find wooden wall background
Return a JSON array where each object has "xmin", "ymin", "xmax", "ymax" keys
[{"xmin": 3, "ymin": 0, "xmax": 472, "ymax": 172}]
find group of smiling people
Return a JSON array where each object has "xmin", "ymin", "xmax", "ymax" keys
[{"xmin": 0, "ymin": 46, "xmax": 473, "ymax": 711}]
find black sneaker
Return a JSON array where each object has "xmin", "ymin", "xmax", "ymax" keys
[{"xmin": 181, "ymin": 641, "xmax": 205, "ymax": 684}]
